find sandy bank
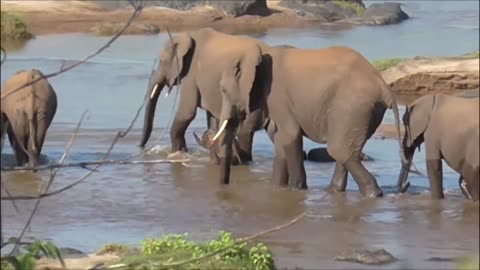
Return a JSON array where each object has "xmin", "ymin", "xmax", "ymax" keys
[{"xmin": 0, "ymin": 0, "xmax": 315, "ymax": 36}]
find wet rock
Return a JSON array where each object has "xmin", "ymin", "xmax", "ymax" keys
[
  {"xmin": 335, "ymin": 248, "xmax": 398, "ymax": 265},
  {"xmin": 305, "ymin": 148, "xmax": 374, "ymax": 162},
  {"xmin": 361, "ymin": 2, "xmax": 409, "ymax": 25},
  {"xmin": 279, "ymin": 0, "xmax": 365, "ymax": 21},
  {"xmin": 59, "ymin": 247, "xmax": 89, "ymax": 259}
]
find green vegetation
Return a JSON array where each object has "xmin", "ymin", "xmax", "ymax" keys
[
  {"xmin": 332, "ymin": 0, "xmax": 366, "ymax": 16},
  {"xmin": 0, "ymin": 11, "xmax": 33, "ymax": 42},
  {"xmin": 371, "ymin": 58, "xmax": 406, "ymax": 71},
  {"xmin": 455, "ymin": 256, "xmax": 480, "ymax": 270},
  {"xmin": 107, "ymin": 231, "xmax": 275, "ymax": 270},
  {"xmin": 97, "ymin": 243, "xmax": 133, "ymax": 256},
  {"xmin": 0, "ymin": 240, "xmax": 65, "ymax": 270}
]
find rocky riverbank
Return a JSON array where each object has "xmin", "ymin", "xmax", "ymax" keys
[{"xmin": 0, "ymin": 0, "xmax": 410, "ymax": 36}]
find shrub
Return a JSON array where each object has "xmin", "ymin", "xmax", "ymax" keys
[
  {"xmin": 1, "ymin": 11, "xmax": 33, "ymax": 42},
  {"xmin": 331, "ymin": 0, "xmax": 366, "ymax": 16}
]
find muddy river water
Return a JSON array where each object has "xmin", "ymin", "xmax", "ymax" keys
[{"xmin": 1, "ymin": 1, "xmax": 479, "ymax": 268}]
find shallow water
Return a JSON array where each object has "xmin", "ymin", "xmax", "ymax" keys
[{"xmin": 1, "ymin": 1, "xmax": 479, "ymax": 268}]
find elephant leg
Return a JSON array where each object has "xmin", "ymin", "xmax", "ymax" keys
[
  {"xmin": 272, "ymin": 141, "xmax": 289, "ymax": 187},
  {"xmin": 327, "ymin": 162, "xmax": 348, "ymax": 193},
  {"xmin": 235, "ymin": 130, "xmax": 253, "ymax": 163},
  {"xmin": 27, "ymin": 116, "xmax": 41, "ymax": 168},
  {"xmin": 463, "ymin": 168, "xmax": 479, "ymax": 201},
  {"xmin": 169, "ymin": 80, "xmax": 198, "ymax": 153},
  {"xmin": 206, "ymin": 111, "xmax": 220, "ymax": 164},
  {"xmin": 459, "ymin": 176, "xmax": 472, "ymax": 200},
  {"xmin": 343, "ymin": 158, "xmax": 383, "ymax": 198},
  {"xmin": 7, "ymin": 124, "xmax": 28, "ymax": 166},
  {"xmin": 286, "ymin": 134, "xmax": 307, "ymax": 189},
  {"xmin": 426, "ymin": 158, "xmax": 444, "ymax": 199}
]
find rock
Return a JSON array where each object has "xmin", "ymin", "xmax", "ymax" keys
[
  {"xmin": 209, "ymin": 0, "xmax": 270, "ymax": 17},
  {"xmin": 335, "ymin": 248, "xmax": 398, "ymax": 265},
  {"xmin": 381, "ymin": 58, "xmax": 480, "ymax": 95},
  {"xmin": 90, "ymin": 22, "xmax": 160, "ymax": 36},
  {"xmin": 58, "ymin": 247, "xmax": 89, "ymax": 259},
  {"xmin": 306, "ymin": 147, "xmax": 374, "ymax": 162},
  {"xmin": 362, "ymin": 2, "xmax": 409, "ymax": 25},
  {"xmin": 93, "ymin": 0, "xmax": 268, "ymax": 17},
  {"xmin": 279, "ymin": 0, "xmax": 365, "ymax": 21}
]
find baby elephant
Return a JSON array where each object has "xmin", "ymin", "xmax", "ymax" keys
[
  {"xmin": 397, "ymin": 93, "xmax": 479, "ymax": 201},
  {"xmin": 1, "ymin": 69, "xmax": 57, "ymax": 168},
  {"xmin": 193, "ymin": 129, "xmax": 242, "ymax": 165}
]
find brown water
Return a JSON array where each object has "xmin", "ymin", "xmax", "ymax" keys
[{"xmin": 1, "ymin": 1, "xmax": 479, "ymax": 268}]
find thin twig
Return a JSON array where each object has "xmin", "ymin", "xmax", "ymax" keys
[
  {"xmin": 9, "ymin": 111, "xmax": 87, "ymax": 256},
  {"xmin": 0, "ymin": 1, "xmax": 145, "ymax": 100},
  {"xmin": 1, "ymin": 158, "xmax": 189, "ymax": 173}
]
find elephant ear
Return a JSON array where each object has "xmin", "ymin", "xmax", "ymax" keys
[
  {"xmin": 168, "ymin": 34, "xmax": 193, "ymax": 85},
  {"xmin": 406, "ymin": 95, "xmax": 436, "ymax": 148},
  {"xmin": 238, "ymin": 45, "xmax": 263, "ymax": 113}
]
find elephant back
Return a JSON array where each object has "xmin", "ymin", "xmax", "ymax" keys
[{"xmin": 2, "ymin": 69, "xmax": 56, "ymax": 101}]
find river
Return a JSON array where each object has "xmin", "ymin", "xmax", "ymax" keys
[{"xmin": 1, "ymin": 1, "xmax": 479, "ymax": 269}]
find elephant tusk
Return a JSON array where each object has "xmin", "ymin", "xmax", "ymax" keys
[
  {"xmin": 150, "ymin": 84, "xmax": 159, "ymax": 99},
  {"xmin": 212, "ymin": 120, "xmax": 228, "ymax": 142}
]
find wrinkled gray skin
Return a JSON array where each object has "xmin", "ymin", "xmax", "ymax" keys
[
  {"xmin": 0, "ymin": 69, "xmax": 57, "ymax": 168},
  {"xmin": 140, "ymin": 28, "xmax": 272, "ymax": 183},
  {"xmin": 397, "ymin": 94, "xmax": 479, "ymax": 201},
  {"xmin": 213, "ymin": 45, "xmax": 405, "ymax": 198}
]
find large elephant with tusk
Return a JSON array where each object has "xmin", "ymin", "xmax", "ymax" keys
[
  {"xmin": 210, "ymin": 45, "xmax": 406, "ymax": 198},
  {"xmin": 140, "ymin": 27, "xmax": 271, "ymax": 170}
]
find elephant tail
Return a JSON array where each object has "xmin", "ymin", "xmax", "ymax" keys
[{"xmin": 382, "ymin": 85, "xmax": 408, "ymax": 168}]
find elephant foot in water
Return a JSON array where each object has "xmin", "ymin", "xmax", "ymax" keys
[
  {"xmin": 305, "ymin": 148, "xmax": 374, "ymax": 163},
  {"xmin": 193, "ymin": 129, "xmax": 242, "ymax": 165}
]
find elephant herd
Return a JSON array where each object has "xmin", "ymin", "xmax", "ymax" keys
[{"xmin": 1, "ymin": 28, "xmax": 478, "ymax": 201}]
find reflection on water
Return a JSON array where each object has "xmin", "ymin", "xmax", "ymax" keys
[{"xmin": 1, "ymin": 0, "xmax": 479, "ymax": 268}]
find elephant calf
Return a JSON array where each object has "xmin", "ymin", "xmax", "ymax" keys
[
  {"xmin": 193, "ymin": 129, "xmax": 242, "ymax": 165},
  {"xmin": 1, "ymin": 69, "xmax": 57, "ymax": 168},
  {"xmin": 397, "ymin": 93, "xmax": 479, "ymax": 201}
]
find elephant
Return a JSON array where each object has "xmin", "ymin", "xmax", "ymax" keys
[
  {"xmin": 210, "ymin": 45, "xmax": 405, "ymax": 198},
  {"xmin": 193, "ymin": 129, "xmax": 242, "ymax": 165},
  {"xmin": 397, "ymin": 93, "xmax": 479, "ymax": 201},
  {"xmin": 0, "ymin": 69, "xmax": 57, "ymax": 168},
  {"xmin": 140, "ymin": 27, "xmax": 271, "ymax": 169}
]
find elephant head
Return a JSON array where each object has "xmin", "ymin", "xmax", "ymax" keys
[
  {"xmin": 193, "ymin": 129, "xmax": 242, "ymax": 165},
  {"xmin": 140, "ymin": 34, "xmax": 195, "ymax": 148},
  {"xmin": 211, "ymin": 44, "xmax": 269, "ymax": 185},
  {"xmin": 397, "ymin": 94, "xmax": 437, "ymax": 193}
]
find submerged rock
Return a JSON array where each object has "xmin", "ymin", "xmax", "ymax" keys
[
  {"xmin": 335, "ymin": 248, "xmax": 398, "ymax": 265},
  {"xmin": 305, "ymin": 148, "xmax": 374, "ymax": 162},
  {"xmin": 279, "ymin": 0, "xmax": 365, "ymax": 21}
]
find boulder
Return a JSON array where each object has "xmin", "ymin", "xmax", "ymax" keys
[
  {"xmin": 361, "ymin": 2, "xmax": 409, "ymax": 25},
  {"xmin": 306, "ymin": 147, "xmax": 374, "ymax": 162},
  {"xmin": 279, "ymin": 0, "xmax": 365, "ymax": 21},
  {"xmin": 94, "ymin": 0, "xmax": 268, "ymax": 17}
]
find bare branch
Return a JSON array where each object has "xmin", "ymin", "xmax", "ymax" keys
[
  {"xmin": 0, "ymin": 3, "xmax": 145, "ymax": 100},
  {"xmin": 1, "ymin": 158, "xmax": 189, "ymax": 173}
]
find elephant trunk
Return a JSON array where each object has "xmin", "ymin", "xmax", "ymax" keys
[
  {"xmin": 140, "ymin": 72, "xmax": 166, "ymax": 148},
  {"xmin": 397, "ymin": 146, "xmax": 415, "ymax": 193},
  {"xmin": 219, "ymin": 122, "xmax": 236, "ymax": 185}
]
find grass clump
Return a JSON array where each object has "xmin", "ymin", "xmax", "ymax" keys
[
  {"xmin": 455, "ymin": 256, "xmax": 480, "ymax": 270},
  {"xmin": 371, "ymin": 58, "xmax": 405, "ymax": 71},
  {"xmin": 0, "ymin": 240, "xmax": 65, "ymax": 270},
  {"xmin": 331, "ymin": 0, "xmax": 366, "ymax": 15},
  {"xmin": 112, "ymin": 231, "xmax": 275, "ymax": 270},
  {"xmin": 97, "ymin": 243, "xmax": 133, "ymax": 256},
  {"xmin": 1, "ymin": 11, "xmax": 33, "ymax": 42}
]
